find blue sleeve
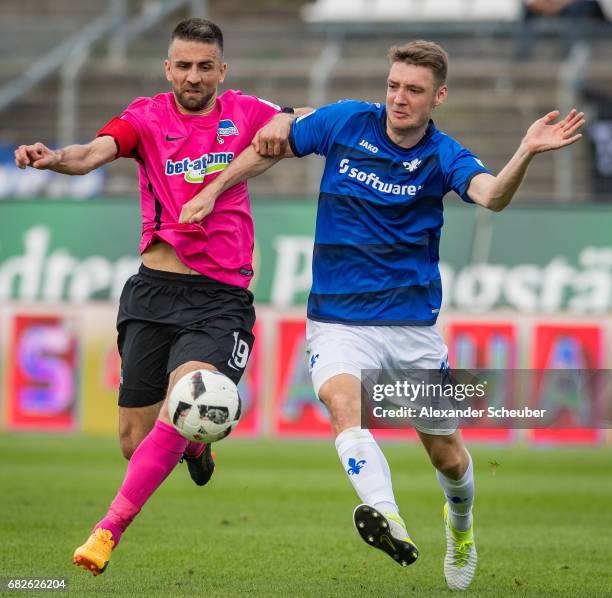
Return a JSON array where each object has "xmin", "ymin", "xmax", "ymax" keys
[
  {"xmin": 442, "ymin": 143, "xmax": 491, "ymax": 204},
  {"xmin": 288, "ymin": 101, "xmax": 358, "ymax": 158}
]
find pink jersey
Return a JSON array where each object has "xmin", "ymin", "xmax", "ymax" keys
[{"xmin": 118, "ymin": 90, "xmax": 280, "ymax": 288}]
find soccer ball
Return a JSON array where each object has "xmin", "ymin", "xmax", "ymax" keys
[{"xmin": 168, "ymin": 369, "xmax": 242, "ymax": 443}]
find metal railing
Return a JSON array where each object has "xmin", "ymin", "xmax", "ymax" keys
[
  {"xmin": 0, "ymin": 0, "xmax": 207, "ymax": 148},
  {"xmin": 57, "ymin": 0, "xmax": 127, "ymax": 149},
  {"xmin": 307, "ymin": 30, "xmax": 343, "ymax": 194},
  {"xmin": 108, "ymin": 0, "xmax": 207, "ymax": 67},
  {"xmin": 555, "ymin": 42, "xmax": 590, "ymax": 203},
  {"xmin": 59, "ymin": 0, "xmax": 207, "ymax": 148},
  {"xmin": 0, "ymin": 0, "xmax": 125, "ymax": 114}
]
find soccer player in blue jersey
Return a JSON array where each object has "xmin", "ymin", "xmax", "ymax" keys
[{"xmin": 180, "ymin": 40, "xmax": 584, "ymax": 590}]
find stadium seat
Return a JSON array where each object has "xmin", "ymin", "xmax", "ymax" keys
[{"xmin": 302, "ymin": 0, "xmax": 522, "ymax": 23}]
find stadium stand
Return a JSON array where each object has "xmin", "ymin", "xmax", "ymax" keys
[
  {"xmin": 302, "ymin": 0, "xmax": 522, "ymax": 22},
  {"xmin": 0, "ymin": 0, "xmax": 610, "ymax": 201}
]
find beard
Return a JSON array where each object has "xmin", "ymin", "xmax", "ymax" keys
[{"xmin": 174, "ymin": 85, "xmax": 215, "ymax": 113}]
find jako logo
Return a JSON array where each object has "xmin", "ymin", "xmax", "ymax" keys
[
  {"xmin": 403, "ymin": 158, "xmax": 422, "ymax": 172},
  {"xmin": 217, "ymin": 119, "xmax": 239, "ymax": 144},
  {"xmin": 359, "ymin": 139, "xmax": 379, "ymax": 153},
  {"xmin": 347, "ymin": 458, "xmax": 366, "ymax": 475}
]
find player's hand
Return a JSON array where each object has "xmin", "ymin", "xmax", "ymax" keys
[
  {"xmin": 521, "ymin": 108, "xmax": 585, "ymax": 156},
  {"xmin": 14, "ymin": 142, "xmax": 60, "ymax": 170},
  {"xmin": 179, "ymin": 190, "xmax": 217, "ymax": 224},
  {"xmin": 252, "ymin": 113, "xmax": 293, "ymax": 157}
]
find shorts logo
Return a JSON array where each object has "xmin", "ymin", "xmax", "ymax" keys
[
  {"xmin": 217, "ymin": 119, "xmax": 239, "ymax": 144},
  {"xmin": 347, "ymin": 457, "xmax": 366, "ymax": 475},
  {"xmin": 165, "ymin": 152, "xmax": 235, "ymax": 184},
  {"xmin": 309, "ymin": 352, "xmax": 319, "ymax": 370}
]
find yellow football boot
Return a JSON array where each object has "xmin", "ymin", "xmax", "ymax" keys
[{"xmin": 73, "ymin": 528, "xmax": 115, "ymax": 576}]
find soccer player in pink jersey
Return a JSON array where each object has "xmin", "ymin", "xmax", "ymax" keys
[{"xmin": 14, "ymin": 18, "xmax": 306, "ymax": 575}]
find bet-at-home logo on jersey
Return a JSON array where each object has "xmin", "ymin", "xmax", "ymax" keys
[{"xmin": 165, "ymin": 152, "xmax": 235, "ymax": 183}]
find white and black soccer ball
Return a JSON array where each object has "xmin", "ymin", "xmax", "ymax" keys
[{"xmin": 168, "ymin": 369, "xmax": 241, "ymax": 443}]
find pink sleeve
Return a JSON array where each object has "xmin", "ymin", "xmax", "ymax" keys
[
  {"xmin": 243, "ymin": 95, "xmax": 283, "ymax": 138},
  {"xmin": 118, "ymin": 97, "xmax": 151, "ymax": 140}
]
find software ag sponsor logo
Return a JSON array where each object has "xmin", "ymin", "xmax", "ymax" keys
[
  {"xmin": 338, "ymin": 158, "xmax": 423, "ymax": 196},
  {"xmin": 165, "ymin": 152, "xmax": 235, "ymax": 183}
]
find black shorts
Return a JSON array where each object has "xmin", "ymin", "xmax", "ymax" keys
[{"xmin": 117, "ymin": 265, "xmax": 255, "ymax": 408}]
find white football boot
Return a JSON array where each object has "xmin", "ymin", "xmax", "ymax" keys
[{"xmin": 443, "ymin": 503, "xmax": 477, "ymax": 590}]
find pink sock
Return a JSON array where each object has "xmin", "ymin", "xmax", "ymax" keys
[
  {"xmin": 184, "ymin": 441, "xmax": 207, "ymax": 459},
  {"xmin": 94, "ymin": 420, "xmax": 188, "ymax": 546}
]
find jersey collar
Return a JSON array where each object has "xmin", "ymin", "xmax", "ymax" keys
[
  {"xmin": 167, "ymin": 91, "xmax": 222, "ymax": 125},
  {"xmin": 378, "ymin": 108, "xmax": 436, "ymax": 153}
]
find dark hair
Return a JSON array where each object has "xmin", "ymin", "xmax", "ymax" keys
[
  {"xmin": 170, "ymin": 18, "xmax": 224, "ymax": 54},
  {"xmin": 388, "ymin": 40, "xmax": 448, "ymax": 88}
]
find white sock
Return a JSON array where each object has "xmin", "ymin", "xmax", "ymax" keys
[
  {"xmin": 436, "ymin": 452, "xmax": 474, "ymax": 532},
  {"xmin": 335, "ymin": 427, "xmax": 399, "ymax": 515}
]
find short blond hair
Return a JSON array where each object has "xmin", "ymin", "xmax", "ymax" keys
[{"xmin": 388, "ymin": 41, "xmax": 448, "ymax": 89}]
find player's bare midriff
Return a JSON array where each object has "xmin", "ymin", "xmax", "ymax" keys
[{"xmin": 142, "ymin": 241, "xmax": 200, "ymax": 275}]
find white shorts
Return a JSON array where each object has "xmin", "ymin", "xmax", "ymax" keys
[{"xmin": 305, "ymin": 319, "xmax": 455, "ymax": 435}]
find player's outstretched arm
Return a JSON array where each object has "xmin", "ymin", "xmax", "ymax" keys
[
  {"xmin": 179, "ymin": 143, "xmax": 294, "ymax": 224},
  {"xmin": 14, "ymin": 136, "xmax": 117, "ymax": 175},
  {"xmin": 180, "ymin": 109, "xmax": 308, "ymax": 224},
  {"xmin": 467, "ymin": 108, "xmax": 585, "ymax": 212},
  {"xmin": 253, "ymin": 109, "xmax": 313, "ymax": 157}
]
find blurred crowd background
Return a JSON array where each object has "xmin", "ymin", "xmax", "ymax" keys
[
  {"xmin": 1, "ymin": 1, "xmax": 611, "ymax": 440},
  {"xmin": 0, "ymin": 0, "xmax": 611, "ymax": 202}
]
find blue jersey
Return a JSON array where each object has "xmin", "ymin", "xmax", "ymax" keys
[{"xmin": 288, "ymin": 100, "xmax": 490, "ymax": 326}]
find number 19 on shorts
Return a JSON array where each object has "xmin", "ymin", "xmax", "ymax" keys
[{"xmin": 228, "ymin": 331, "xmax": 250, "ymax": 371}]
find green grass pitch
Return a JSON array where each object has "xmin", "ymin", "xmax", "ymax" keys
[{"xmin": 1, "ymin": 434, "xmax": 611, "ymax": 597}]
